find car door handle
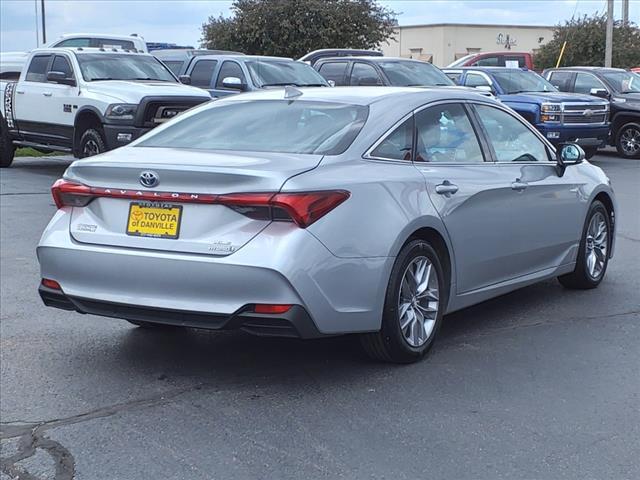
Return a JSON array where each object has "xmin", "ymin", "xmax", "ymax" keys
[
  {"xmin": 435, "ymin": 181, "xmax": 459, "ymax": 195},
  {"xmin": 42, "ymin": 92, "xmax": 53, "ymax": 97},
  {"xmin": 16, "ymin": 90, "xmax": 25, "ymax": 94},
  {"xmin": 511, "ymin": 180, "xmax": 529, "ymax": 191}
]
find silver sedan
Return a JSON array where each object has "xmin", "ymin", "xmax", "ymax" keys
[{"xmin": 37, "ymin": 87, "xmax": 616, "ymax": 363}]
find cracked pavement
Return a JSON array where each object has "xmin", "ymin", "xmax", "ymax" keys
[{"xmin": 1, "ymin": 152, "xmax": 639, "ymax": 479}]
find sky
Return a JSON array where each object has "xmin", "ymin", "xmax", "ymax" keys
[{"xmin": 1, "ymin": 0, "xmax": 638, "ymax": 52}]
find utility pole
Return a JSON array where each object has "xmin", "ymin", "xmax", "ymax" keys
[
  {"xmin": 622, "ymin": 0, "xmax": 629, "ymax": 24},
  {"xmin": 34, "ymin": 0, "xmax": 39, "ymax": 46},
  {"xmin": 41, "ymin": 0, "xmax": 46, "ymax": 44},
  {"xmin": 605, "ymin": 0, "xmax": 613, "ymax": 68}
]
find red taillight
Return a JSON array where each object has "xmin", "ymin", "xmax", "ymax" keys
[
  {"xmin": 254, "ymin": 304, "xmax": 292, "ymax": 314},
  {"xmin": 271, "ymin": 191, "xmax": 350, "ymax": 228},
  {"xmin": 41, "ymin": 278, "xmax": 62, "ymax": 290},
  {"xmin": 51, "ymin": 179, "xmax": 92, "ymax": 209}
]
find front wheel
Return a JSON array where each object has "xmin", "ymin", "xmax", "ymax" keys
[
  {"xmin": 558, "ymin": 200, "xmax": 611, "ymax": 289},
  {"xmin": 78, "ymin": 128, "xmax": 107, "ymax": 158},
  {"xmin": 615, "ymin": 122, "xmax": 640, "ymax": 159},
  {"xmin": 360, "ymin": 239, "xmax": 447, "ymax": 363}
]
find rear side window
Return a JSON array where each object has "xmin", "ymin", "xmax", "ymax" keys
[
  {"xmin": 190, "ymin": 60, "xmax": 218, "ymax": 87},
  {"xmin": 317, "ymin": 62, "xmax": 348, "ymax": 85},
  {"xmin": 464, "ymin": 73, "xmax": 491, "ymax": 88},
  {"xmin": 548, "ymin": 71, "xmax": 573, "ymax": 91},
  {"xmin": 350, "ymin": 63, "xmax": 383, "ymax": 86},
  {"xmin": 473, "ymin": 56, "xmax": 500, "ymax": 67},
  {"xmin": 370, "ymin": 117, "xmax": 414, "ymax": 161},
  {"xmin": 25, "ymin": 55, "xmax": 51, "ymax": 82},
  {"xmin": 216, "ymin": 61, "xmax": 246, "ymax": 89},
  {"xmin": 505, "ymin": 56, "xmax": 526, "ymax": 68},
  {"xmin": 97, "ymin": 39, "xmax": 136, "ymax": 50},
  {"xmin": 574, "ymin": 73, "xmax": 606, "ymax": 94},
  {"xmin": 55, "ymin": 38, "xmax": 90, "ymax": 48},
  {"xmin": 50, "ymin": 56, "xmax": 73, "ymax": 78}
]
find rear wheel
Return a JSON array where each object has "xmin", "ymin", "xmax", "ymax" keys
[
  {"xmin": 615, "ymin": 122, "xmax": 640, "ymax": 159},
  {"xmin": 558, "ymin": 201, "xmax": 611, "ymax": 289},
  {"xmin": 0, "ymin": 116, "xmax": 15, "ymax": 168},
  {"xmin": 360, "ymin": 239, "xmax": 447, "ymax": 363},
  {"xmin": 78, "ymin": 128, "xmax": 107, "ymax": 158}
]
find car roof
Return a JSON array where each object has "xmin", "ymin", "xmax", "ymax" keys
[
  {"xmin": 192, "ymin": 54, "xmax": 295, "ymax": 62},
  {"xmin": 452, "ymin": 67, "xmax": 527, "ymax": 72},
  {"xmin": 55, "ymin": 32, "xmax": 141, "ymax": 40},
  {"xmin": 216, "ymin": 85, "xmax": 498, "ymax": 107},
  {"xmin": 31, "ymin": 47, "xmax": 148, "ymax": 56},
  {"xmin": 152, "ymin": 49, "xmax": 243, "ymax": 57},
  {"xmin": 317, "ymin": 56, "xmax": 428, "ymax": 64},
  {"xmin": 545, "ymin": 66, "xmax": 627, "ymax": 73}
]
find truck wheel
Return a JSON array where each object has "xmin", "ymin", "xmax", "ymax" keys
[
  {"xmin": 78, "ymin": 128, "xmax": 107, "ymax": 158},
  {"xmin": 0, "ymin": 116, "xmax": 16, "ymax": 168},
  {"xmin": 616, "ymin": 122, "xmax": 640, "ymax": 159}
]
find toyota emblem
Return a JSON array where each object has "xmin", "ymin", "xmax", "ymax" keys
[{"xmin": 139, "ymin": 171, "xmax": 159, "ymax": 188}]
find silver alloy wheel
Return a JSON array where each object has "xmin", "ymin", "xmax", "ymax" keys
[
  {"xmin": 83, "ymin": 139, "xmax": 100, "ymax": 156},
  {"xmin": 585, "ymin": 211, "xmax": 608, "ymax": 279},
  {"xmin": 620, "ymin": 126, "xmax": 640, "ymax": 156},
  {"xmin": 398, "ymin": 256, "xmax": 439, "ymax": 347}
]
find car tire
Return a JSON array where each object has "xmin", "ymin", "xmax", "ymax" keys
[
  {"xmin": 615, "ymin": 122, "xmax": 640, "ymax": 159},
  {"xmin": 0, "ymin": 116, "xmax": 15, "ymax": 168},
  {"xmin": 360, "ymin": 239, "xmax": 447, "ymax": 363},
  {"xmin": 78, "ymin": 128, "xmax": 107, "ymax": 158},
  {"xmin": 558, "ymin": 200, "xmax": 611, "ymax": 289}
]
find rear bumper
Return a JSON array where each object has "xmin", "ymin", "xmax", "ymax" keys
[
  {"xmin": 536, "ymin": 124, "xmax": 610, "ymax": 147},
  {"xmin": 103, "ymin": 124, "xmax": 151, "ymax": 150}
]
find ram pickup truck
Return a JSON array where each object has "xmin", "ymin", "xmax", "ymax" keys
[
  {"xmin": 444, "ymin": 67, "xmax": 610, "ymax": 158},
  {"xmin": 0, "ymin": 48, "xmax": 211, "ymax": 167}
]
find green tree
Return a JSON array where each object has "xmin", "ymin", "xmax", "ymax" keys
[
  {"xmin": 535, "ymin": 14, "xmax": 640, "ymax": 69},
  {"xmin": 200, "ymin": 0, "xmax": 397, "ymax": 58}
]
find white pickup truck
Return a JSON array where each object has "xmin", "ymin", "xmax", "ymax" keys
[{"xmin": 0, "ymin": 48, "xmax": 211, "ymax": 167}]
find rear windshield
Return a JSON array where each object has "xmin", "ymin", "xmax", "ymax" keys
[
  {"xmin": 246, "ymin": 60, "xmax": 328, "ymax": 87},
  {"xmin": 377, "ymin": 61, "xmax": 453, "ymax": 87},
  {"xmin": 137, "ymin": 100, "xmax": 368, "ymax": 155}
]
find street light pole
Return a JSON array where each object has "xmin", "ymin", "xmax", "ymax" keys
[
  {"xmin": 622, "ymin": 0, "xmax": 629, "ymax": 24},
  {"xmin": 41, "ymin": 0, "xmax": 46, "ymax": 44},
  {"xmin": 605, "ymin": 0, "xmax": 613, "ymax": 68}
]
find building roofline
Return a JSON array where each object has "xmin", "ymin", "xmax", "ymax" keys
[{"xmin": 396, "ymin": 22, "xmax": 555, "ymax": 30}]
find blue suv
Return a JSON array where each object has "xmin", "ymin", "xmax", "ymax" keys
[{"xmin": 443, "ymin": 67, "xmax": 610, "ymax": 158}]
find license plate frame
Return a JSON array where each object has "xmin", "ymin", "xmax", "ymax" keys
[{"xmin": 126, "ymin": 202, "xmax": 182, "ymax": 239}]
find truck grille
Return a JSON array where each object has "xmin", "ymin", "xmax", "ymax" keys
[
  {"xmin": 561, "ymin": 103, "xmax": 609, "ymax": 126},
  {"xmin": 138, "ymin": 97, "xmax": 210, "ymax": 128}
]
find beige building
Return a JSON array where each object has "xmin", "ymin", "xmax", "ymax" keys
[{"xmin": 381, "ymin": 23, "xmax": 555, "ymax": 67}]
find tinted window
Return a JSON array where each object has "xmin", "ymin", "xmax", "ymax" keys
[
  {"xmin": 55, "ymin": 38, "xmax": 91, "ymax": 48},
  {"xmin": 25, "ymin": 55, "xmax": 51, "ymax": 82},
  {"xmin": 415, "ymin": 104, "xmax": 484, "ymax": 163},
  {"xmin": 190, "ymin": 59, "xmax": 218, "ymax": 87},
  {"xmin": 465, "ymin": 73, "xmax": 491, "ymax": 88},
  {"xmin": 378, "ymin": 61, "xmax": 453, "ymax": 87},
  {"xmin": 548, "ymin": 71, "xmax": 573, "ymax": 91},
  {"xmin": 370, "ymin": 117, "xmax": 414, "ymax": 161},
  {"xmin": 473, "ymin": 56, "xmax": 500, "ymax": 67},
  {"xmin": 138, "ymin": 100, "xmax": 368, "ymax": 155},
  {"xmin": 163, "ymin": 61, "xmax": 184, "ymax": 75},
  {"xmin": 317, "ymin": 62, "xmax": 348, "ymax": 85},
  {"xmin": 216, "ymin": 61, "xmax": 246, "ymax": 89},
  {"xmin": 475, "ymin": 105, "xmax": 549, "ymax": 162},
  {"xmin": 601, "ymin": 71, "xmax": 640, "ymax": 93},
  {"xmin": 350, "ymin": 63, "xmax": 383, "ymax": 86},
  {"xmin": 50, "ymin": 56, "xmax": 73, "ymax": 77},
  {"xmin": 574, "ymin": 73, "xmax": 606, "ymax": 94},
  {"xmin": 246, "ymin": 60, "xmax": 326, "ymax": 87},
  {"xmin": 77, "ymin": 54, "xmax": 175, "ymax": 82}
]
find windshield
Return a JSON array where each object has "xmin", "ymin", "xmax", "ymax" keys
[
  {"xmin": 601, "ymin": 71, "xmax": 640, "ymax": 93},
  {"xmin": 446, "ymin": 54, "xmax": 475, "ymax": 68},
  {"xmin": 77, "ymin": 54, "xmax": 176, "ymax": 82},
  {"xmin": 137, "ymin": 100, "xmax": 368, "ymax": 155},
  {"xmin": 491, "ymin": 70, "xmax": 557, "ymax": 94},
  {"xmin": 246, "ymin": 60, "xmax": 328, "ymax": 87},
  {"xmin": 377, "ymin": 61, "xmax": 454, "ymax": 87}
]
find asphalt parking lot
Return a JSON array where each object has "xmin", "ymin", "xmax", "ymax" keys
[{"xmin": 1, "ymin": 152, "xmax": 639, "ymax": 480}]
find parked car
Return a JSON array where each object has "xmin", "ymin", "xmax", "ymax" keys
[
  {"xmin": 314, "ymin": 56, "xmax": 454, "ymax": 87},
  {"xmin": 146, "ymin": 42, "xmax": 195, "ymax": 51},
  {"xmin": 152, "ymin": 48, "xmax": 244, "ymax": 76},
  {"xmin": 37, "ymin": 87, "xmax": 615, "ymax": 363},
  {"xmin": 0, "ymin": 48, "xmax": 211, "ymax": 167},
  {"xmin": 177, "ymin": 55, "xmax": 328, "ymax": 97},
  {"xmin": 631, "ymin": 67, "xmax": 640, "ymax": 73},
  {"xmin": 444, "ymin": 67, "xmax": 610, "ymax": 158},
  {"xmin": 543, "ymin": 67, "xmax": 640, "ymax": 158},
  {"xmin": 299, "ymin": 49, "xmax": 383, "ymax": 67},
  {"xmin": 446, "ymin": 51, "xmax": 535, "ymax": 69}
]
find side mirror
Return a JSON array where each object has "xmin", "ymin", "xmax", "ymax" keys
[
  {"xmin": 556, "ymin": 143, "xmax": 585, "ymax": 175},
  {"xmin": 327, "ymin": 80, "xmax": 336, "ymax": 87},
  {"xmin": 178, "ymin": 75, "xmax": 191, "ymax": 85},
  {"xmin": 47, "ymin": 71, "xmax": 76, "ymax": 86},
  {"xmin": 222, "ymin": 76, "xmax": 246, "ymax": 91},
  {"xmin": 589, "ymin": 87, "xmax": 609, "ymax": 99}
]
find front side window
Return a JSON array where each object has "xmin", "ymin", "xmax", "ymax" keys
[
  {"xmin": 137, "ymin": 100, "xmax": 368, "ymax": 155},
  {"xmin": 548, "ymin": 71, "xmax": 573, "ymax": 91},
  {"xmin": 317, "ymin": 62, "xmax": 348, "ymax": 85},
  {"xmin": 369, "ymin": 117, "xmax": 414, "ymax": 161},
  {"xmin": 350, "ymin": 63, "xmax": 383, "ymax": 86},
  {"xmin": 246, "ymin": 60, "xmax": 327, "ymax": 87},
  {"xmin": 25, "ymin": 55, "xmax": 52, "ymax": 82},
  {"xmin": 415, "ymin": 104, "xmax": 484, "ymax": 163},
  {"xmin": 216, "ymin": 61, "xmax": 246, "ymax": 89},
  {"xmin": 50, "ymin": 55, "xmax": 73, "ymax": 78},
  {"xmin": 190, "ymin": 59, "xmax": 218, "ymax": 87},
  {"xmin": 76, "ymin": 54, "xmax": 176, "ymax": 82},
  {"xmin": 465, "ymin": 73, "xmax": 491, "ymax": 88},
  {"xmin": 377, "ymin": 61, "xmax": 453, "ymax": 87},
  {"xmin": 475, "ymin": 105, "xmax": 549, "ymax": 162},
  {"xmin": 574, "ymin": 73, "xmax": 606, "ymax": 94}
]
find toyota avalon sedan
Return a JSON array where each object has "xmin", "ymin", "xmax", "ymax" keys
[{"xmin": 37, "ymin": 87, "xmax": 616, "ymax": 363}]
